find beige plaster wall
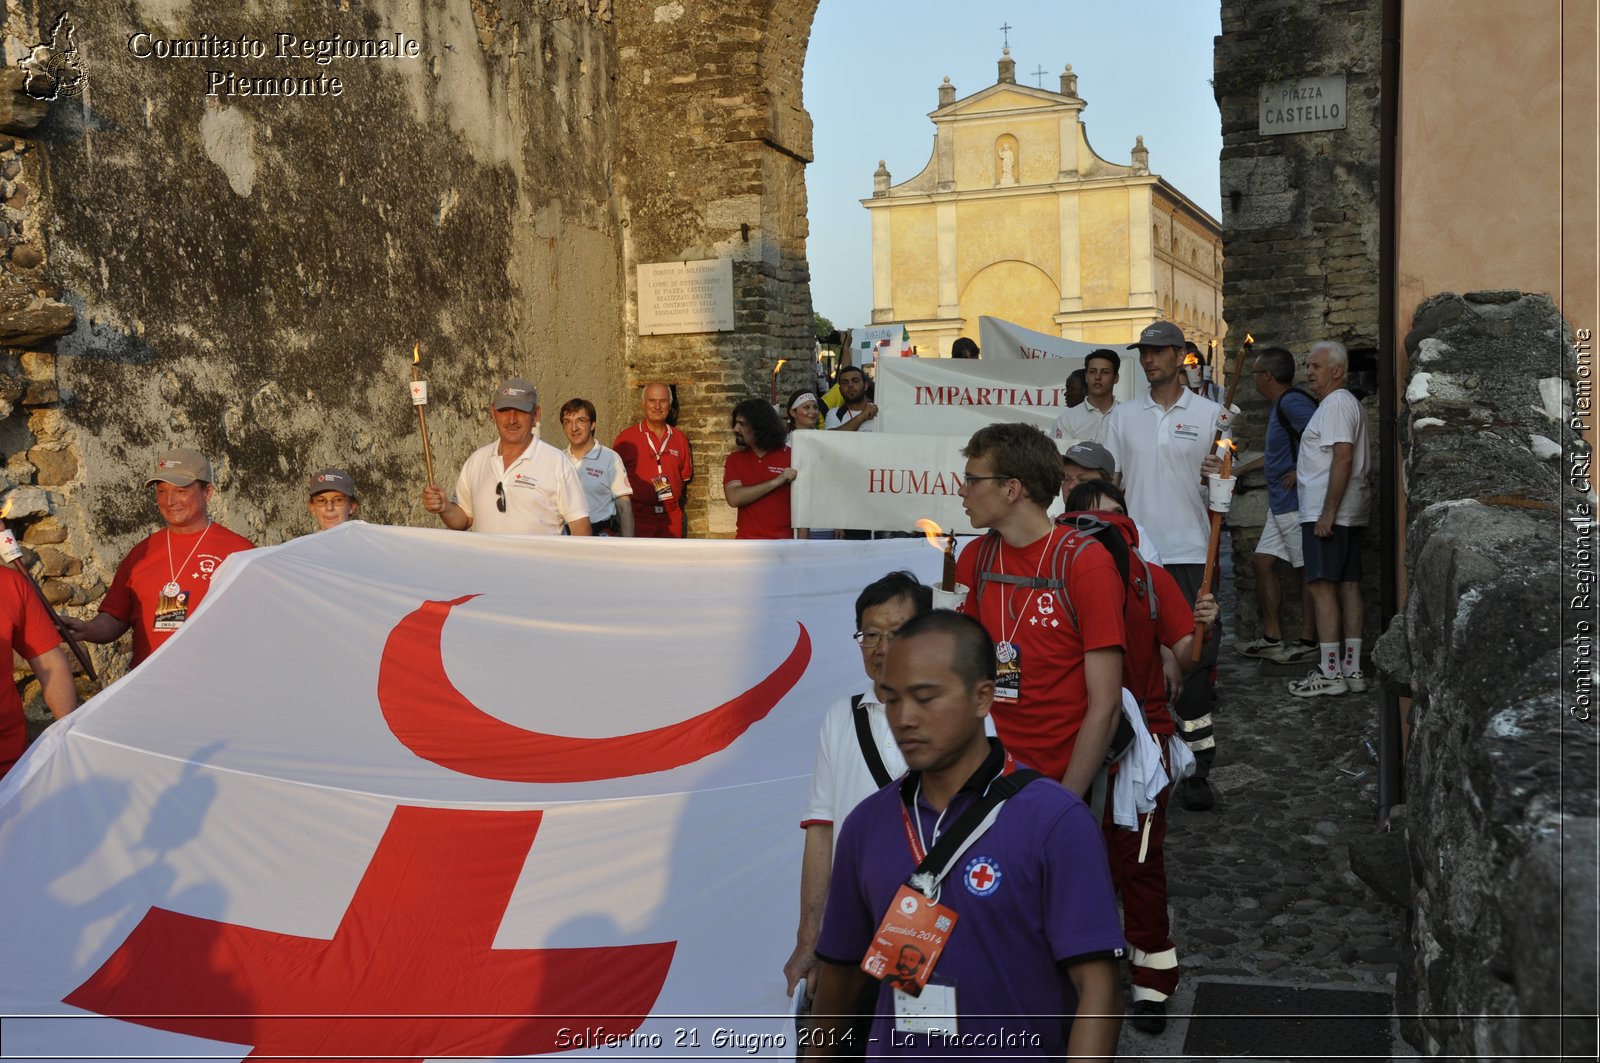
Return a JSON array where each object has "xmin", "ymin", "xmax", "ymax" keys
[
  {"xmin": 960, "ymin": 260, "xmax": 1059, "ymax": 336},
  {"xmin": 951, "ymin": 111, "xmax": 1059, "ymax": 187},
  {"xmin": 1078, "ymin": 188, "xmax": 1132, "ymax": 309},
  {"xmin": 955, "ymin": 196, "xmax": 1058, "ymax": 293},
  {"xmin": 1397, "ymin": 0, "xmax": 1597, "ymax": 453},
  {"xmin": 888, "ymin": 206, "xmax": 938, "ymax": 319}
]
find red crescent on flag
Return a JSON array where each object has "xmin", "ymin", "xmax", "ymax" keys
[{"xmin": 378, "ymin": 595, "xmax": 811, "ymax": 781}]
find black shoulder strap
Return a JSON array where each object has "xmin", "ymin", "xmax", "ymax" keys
[
  {"xmin": 912, "ymin": 768, "xmax": 1043, "ymax": 885},
  {"xmin": 851, "ymin": 693, "xmax": 894, "ymax": 788},
  {"xmin": 1277, "ymin": 386, "xmax": 1315, "ymax": 461}
]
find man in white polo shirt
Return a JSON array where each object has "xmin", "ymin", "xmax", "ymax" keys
[
  {"xmin": 559, "ymin": 397, "xmax": 634, "ymax": 536},
  {"xmin": 1050, "ymin": 348, "xmax": 1122, "ymax": 447},
  {"xmin": 1104, "ymin": 320, "xmax": 1224, "ymax": 811},
  {"xmin": 422, "ymin": 378, "xmax": 592, "ymax": 536}
]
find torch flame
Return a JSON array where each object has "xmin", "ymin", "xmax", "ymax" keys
[
  {"xmin": 1244, "ymin": 333, "xmax": 1255, "ymax": 345},
  {"xmin": 412, "ymin": 343, "xmax": 420, "ymax": 365},
  {"xmin": 772, "ymin": 358, "xmax": 788, "ymax": 376},
  {"xmin": 1219, "ymin": 437, "xmax": 1238, "ymax": 454},
  {"xmin": 1183, "ymin": 352, "xmax": 1200, "ymax": 367},
  {"xmin": 914, "ymin": 518, "xmax": 944, "ymax": 548}
]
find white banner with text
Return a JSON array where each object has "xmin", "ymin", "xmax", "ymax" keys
[
  {"xmin": 978, "ymin": 316, "xmax": 1109, "ymax": 362},
  {"xmin": 792, "ymin": 430, "xmax": 978, "ymax": 534},
  {"xmin": 874, "ymin": 357, "xmax": 1071, "ymax": 435}
]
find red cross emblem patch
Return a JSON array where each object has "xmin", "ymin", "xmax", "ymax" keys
[{"xmin": 963, "ymin": 855, "xmax": 1002, "ymax": 897}]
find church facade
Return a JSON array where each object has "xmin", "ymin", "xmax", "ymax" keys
[{"xmin": 863, "ymin": 50, "xmax": 1224, "ymax": 357}]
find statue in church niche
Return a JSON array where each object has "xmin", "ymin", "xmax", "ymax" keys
[{"xmin": 998, "ymin": 142, "xmax": 1016, "ymax": 186}]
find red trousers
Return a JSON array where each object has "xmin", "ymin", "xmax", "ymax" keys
[
  {"xmin": 632, "ymin": 503, "xmax": 685, "ymax": 538},
  {"xmin": 1102, "ymin": 754, "xmax": 1179, "ymax": 1001}
]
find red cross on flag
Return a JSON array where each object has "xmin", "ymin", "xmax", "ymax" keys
[{"xmin": 0, "ymin": 525, "xmax": 940, "ymax": 1059}]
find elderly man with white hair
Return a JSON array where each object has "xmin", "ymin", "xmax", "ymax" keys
[{"xmin": 1287, "ymin": 340, "xmax": 1371, "ymax": 697}]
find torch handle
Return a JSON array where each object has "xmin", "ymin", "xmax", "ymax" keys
[
  {"xmin": 9, "ymin": 557, "xmax": 98, "ymax": 684},
  {"xmin": 415, "ymin": 405, "xmax": 437, "ymax": 488},
  {"xmin": 1190, "ymin": 510, "xmax": 1224, "ymax": 663},
  {"xmin": 1204, "ymin": 341, "xmax": 1254, "ymax": 460}
]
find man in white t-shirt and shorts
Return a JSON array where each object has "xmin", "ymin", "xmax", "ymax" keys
[{"xmin": 1288, "ymin": 341, "xmax": 1371, "ymax": 697}]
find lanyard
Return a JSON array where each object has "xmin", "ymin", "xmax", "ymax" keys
[
  {"xmin": 642, "ymin": 423, "xmax": 673, "ymax": 472},
  {"xmin": 165, "ymin": 521, "xmax": 212, "ymax": 587},
  {"xmin": 896, "ymin": 743, "xmax": 1031, "ymax": 899},
  {"xmin": 997, "ymin": 535, "xmax": 1050, "ymax": 646}
]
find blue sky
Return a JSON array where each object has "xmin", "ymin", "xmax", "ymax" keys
[{"xmin": 802, "ymin": 0, "xmax": 1223, "ymax": 330}]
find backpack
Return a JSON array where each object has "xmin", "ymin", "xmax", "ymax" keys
[
  {"xmin": 971, "ymin": 518, "xmax": 1117, "ymax": 635},
  {"xmin": 1275, "ymin": 385, "xmax": 1316, "ymax": 462},
  {"xmin": 970, "ymin": 518, "xmax": 1144, "ymax": 765}
]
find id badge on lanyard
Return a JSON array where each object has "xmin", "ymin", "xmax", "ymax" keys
[
  {"xmin": 861, "ymin": 801, "xmax": 962, "ymax": 1034},
  {"xmin": 648, "ymin": 428, "xmax": 675, "ymax": 502},
  {"xmin": 153, "ymin": 585, "xmax": 189, "ymax": 631},
  {"xmin": 994, "ymin": 640, "xmax": 1021, "ymax": 701}
]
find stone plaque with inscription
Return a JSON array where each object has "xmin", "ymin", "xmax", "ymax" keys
[
  {"xmin": 1259, "ymin": 76, "xmax": 1347, "ymax": 136},
  {"xmin": 637, "ymin": 259, "xmax": 735, "ymax": 335}
]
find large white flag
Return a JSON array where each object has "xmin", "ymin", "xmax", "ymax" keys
[{"xmin": 0, "ymin": 524, "xmax": 940, "ymax": 1061}]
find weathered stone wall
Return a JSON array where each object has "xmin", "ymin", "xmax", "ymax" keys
[
  {"xmin": 1374, "ymin": 291, "xmax": 1596, "ymax": 1060},
  {"xmin": 2, "ymin": 0, "xmax": 629, "ymax": 694},
  {"xmin": 614, "ymin": 0, "xmax": 818, "ymax": 536},
  {"xmin": 1213, "ymin": 0, "xmax": 1383, "ymax": 640},
  {"xmin": 3, "ymin": 1, "xmax": 822, "ymax": 713}
]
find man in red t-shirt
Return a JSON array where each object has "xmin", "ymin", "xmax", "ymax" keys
[
  {"xmin": 722, "ymin": 399, "xmax": 797, "ymax": 540},
  {"xmin": 0, "ymin": 566, "xmax": 78, "ymax": 778},
  {"xmin": 613, "ymin": 382, "xmax": 694, "ymax": 538},
  {"xmin": 63, "ymin": 449, "xmax": 254, "ymax": 668},
  {"xmin": 953, "ymin": 423, "xmax": 1124, "ymax": 797}
]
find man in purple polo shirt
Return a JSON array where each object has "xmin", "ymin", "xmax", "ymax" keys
[{"xmin": 807, "ymin": 611, "xmax": 1123, "ymax": 1059}]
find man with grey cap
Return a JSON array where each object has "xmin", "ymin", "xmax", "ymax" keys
[
  {"xmin": 62, "ymin": 448, "xmax": 254, "ymax": 668},
  {"xmin": 307, "ymin": 467, "xmax": 359, "ymax": 531},
  {"xmin": 1060, "ymin": 441, "xmax": 1162, "ymax": 566},
  {"xmin": 1104, "ymin": 321, "xmax": 1225, "ymax": 811},
  {"xmin": 422, "ymin": 378, "xmax": 592, "ymax": 536}
]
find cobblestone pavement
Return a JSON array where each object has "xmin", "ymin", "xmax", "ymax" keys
[{"xmin": 1116, "ymin": 541, "xmax": 1410, "ymax": 1061}]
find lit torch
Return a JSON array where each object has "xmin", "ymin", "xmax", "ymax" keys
[
  {"xmin": 770, "ymin": 358, "xmax": 788, "ymax": 407},
  {"xmin": 1183, "ymin": 350, "xmax": 1202, "ymax": 390},
  {"xmin": 914, "ymin": 518, "xmax": 958, "ymax": 593},
  {"xmin": 409, "ymin": 343, "xmax": 436, "ymax": 488}
]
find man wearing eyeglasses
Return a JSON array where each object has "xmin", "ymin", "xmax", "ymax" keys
[
  {"xmin": 783, "ymin": 571, "xmax": 932, "ymax": 1006},
  {"xmin": 953, "ymin": 423, "xmax": 1126, "ymax": 801},
  {"xmin": 422, "ymin": 378, "xmax": 592, "ymax": 536}
]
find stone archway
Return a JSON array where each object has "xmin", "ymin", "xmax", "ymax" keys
[{"xmin": 612, "ymin": 0, "xmax": 821, "ymax": 535}]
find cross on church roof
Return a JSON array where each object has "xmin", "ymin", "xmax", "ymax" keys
[
  {"xmin": 1032, "ymin": 65, "xmax": 1048, "ymax": 87},
  {"xmin": 999, "ymin": 22, "xmax": 1012, "ymax": 48}
]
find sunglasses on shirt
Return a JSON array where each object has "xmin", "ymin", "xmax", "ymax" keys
[{"xmin": 496, "ymin": 482, "xmax": 507, "ymax": 512}]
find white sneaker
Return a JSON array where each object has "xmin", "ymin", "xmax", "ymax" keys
[
  {"xmin": 1288, "ymin": 670, "xmax": 1349, "ymax": 697},
  {"xmin": 1344, "ymin": 670, "xmax": 1369, "ymax": 692}
]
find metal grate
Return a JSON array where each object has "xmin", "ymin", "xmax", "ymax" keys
[{"xmin": 1182, "ymin": 980, "xmax": 1394, "ymax": 1059}]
